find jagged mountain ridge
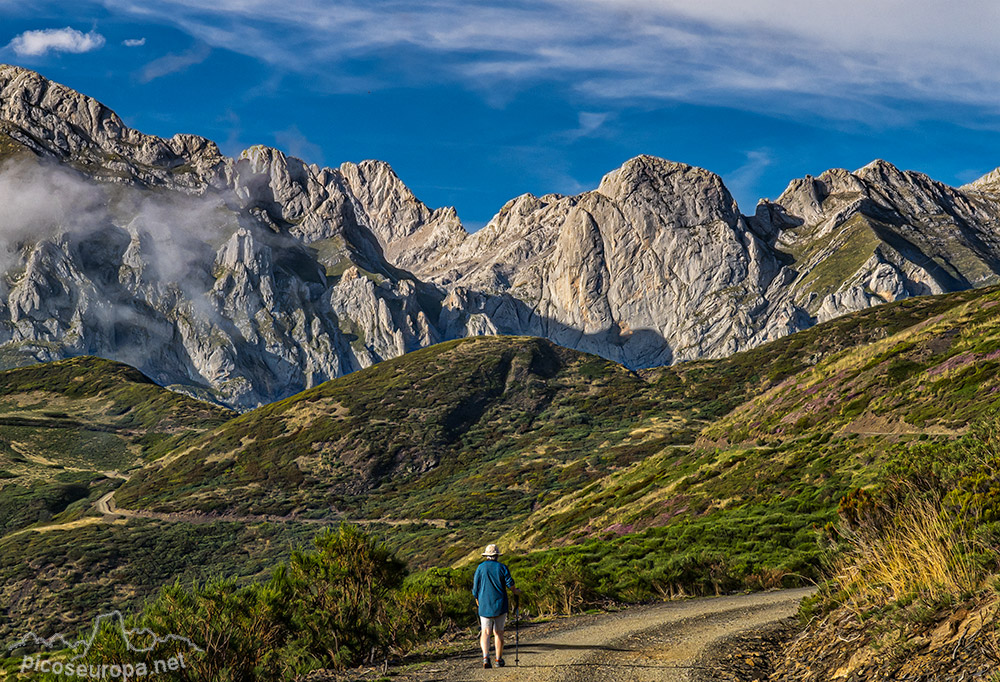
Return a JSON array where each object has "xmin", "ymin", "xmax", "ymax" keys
[{"xmin": 1, "ymin": 63, "xmax": 1000, "ymax": 408}]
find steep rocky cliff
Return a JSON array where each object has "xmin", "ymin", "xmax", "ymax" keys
[
  {"xmin": 401, "ymin": 156, "xmax": 1000, "ymax": 364},
  {"xmin": 0, "ymin": 65, "xmax": 445, "ymax": 408},
  {"xmin": 2, "ymin": 64, "xmax": 999, "ymax": 407}
]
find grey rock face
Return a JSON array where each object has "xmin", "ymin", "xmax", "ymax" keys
[
  {"xmin": 0, "ymin": 66, "xmax": 448, "ymax": 408},
  {"xmin": 398, "ymin": 153, "xmax": 1000, "ymax": 364},
  {"xmin": 765, "ymin": 159, "xmax": 1000, "ymax": 324},
  {"xmin": 419, "ymin": 157, "xmax": 784, "ymax": 365},
  {"xmin": 2, "ymin": 64, "xmax": 1000, "ymax": 408}
]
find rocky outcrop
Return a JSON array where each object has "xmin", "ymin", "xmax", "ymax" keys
[
  {"xmin": 2, "ymin": 64, "xmax": 1000, "ymax": 407},
  {"xmin": 0, "ymin": 64, "xmax": 228, "ymax": 190},
  {"xmin": 425, "ymin": 157, "xmax": 784, "ymax": 364},
  {"xmin": 0, "ymin": 66, "xmax": 467, "ymax": 408},
  {"xmin": 765, "ymin": 160, "xmax": 1000, "ymax": 323}
]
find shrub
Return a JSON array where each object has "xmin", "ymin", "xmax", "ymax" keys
[
  {"xmin": 827, "ymin": 415, "xmax": 1000, "ymax": 615},
  {"xmin": 518, "ymin": 555, "xmax": 598, "ymax": 615},
  {"xmin": 77, "ymin": 579, "xmax": 286, "ymax": 682},
  {"xmin": 77, "ymin": 525, "xmax": 423, "ymax": 681},
  {"xmin": 272, "ymin": 524, "xmax": 407, "ymax": 671}
]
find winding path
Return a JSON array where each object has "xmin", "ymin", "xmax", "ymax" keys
[
  {"xmin": 94, "ymin": 491, "xmax": 450, "ymax": 527},
  {"xmin": 402, "ymin": 588, "xmax": 811, "ymax": 682},
  {"xmin": 1, "ymin": 487, "xmax": 450, "ymax": 543}
]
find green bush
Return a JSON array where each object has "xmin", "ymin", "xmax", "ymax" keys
[
  {"xmin": 72, "ymin": 525, "xmax": 448, "ymax": 680},
  {"xmin": 271, "ymin": 524, "xmax": 406, "ymax": 670},
  {"xmin": 518, "ymin": 554, "xmax": 598, "ymax": 615}
]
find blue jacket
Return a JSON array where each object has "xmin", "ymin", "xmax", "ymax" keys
[{"xmin": 472, "ymin": 559, "xmax": 515, "ymax": 617}]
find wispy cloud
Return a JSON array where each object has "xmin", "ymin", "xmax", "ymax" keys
[
  {"xmin": 96, "ymin": 0, "xmax": 1000, "ymax": 120},
  {"xmin": 122, "ymin": 37, "xmax": 146, "ymax": 47},
  {"xmin": 274, "ymin": 125, "xmax": 324, "ymax": 165},
  {"xmin": 723, "ymin": 149, "xmax": 776, "ymax": 209},
  {"xmin": 7, "ymin": 27, "xmax": 105, "ymax": 57},
  {"xmin": 138, "ymin": 43, "xmax": 210, "ymax": 82},
  {"xmin": 562, "ymin": 112, "xmax": 610, "ymax": 141}
]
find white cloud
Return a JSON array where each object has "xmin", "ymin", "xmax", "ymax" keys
[
  {"xmin": 95, "ymin": 0, "xmax": 1000, "ymax": 119},
  {"xmin": 7, "ymin": 27, "xmax": 106, "ymax": 57},
  {"xmin": 122, "ymin": 37, "xmax": 146, "ymax": 47},
  {"xmin": 560, "ymin": 112, "xmax": 610, "ymax": 142}
]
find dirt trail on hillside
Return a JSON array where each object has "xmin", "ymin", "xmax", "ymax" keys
[
  {"xmin": 402, "ymin": 588, "xmax": 811, "ymax": 682},
  {"xmin": 0, "ymin": 491, "xmax": 451, "ymax": 543},
  {"xmin": 94, "ymin": 491, "xmax": 450, "ymax": 528}
]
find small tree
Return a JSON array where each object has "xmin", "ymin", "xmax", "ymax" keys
[{"xmin": 272, "ymin": 524, "xmax": 407, "ymax": 671}]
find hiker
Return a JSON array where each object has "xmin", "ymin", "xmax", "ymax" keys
[{"xmin": 472, "ymin": 543, "xmax": 521, "ymax": 669}]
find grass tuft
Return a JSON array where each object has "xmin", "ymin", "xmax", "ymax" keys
[{"xmin": 832, "ymin": 500, "xmax": 981, "ymax": 613}]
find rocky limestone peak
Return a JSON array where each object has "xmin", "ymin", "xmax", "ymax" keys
[
  {"xmin": 0, "ymin": 64, "xmax": 224, "ymax": 183},
  {"xmin": 854, "ymin": 160, "xmax": 965, "ymax": 217},
  {"xmin": 168, "ymin": 133, "xmax": 221, "ymax": 160},
  {"xmin": 854, "ymin": 158, "xmax": 909, "ymax": 185},
  {"xmin": 597, "ymin": 154, "xmax": 740, "ymax": 228},
  {"xmin": 493, "ymin": 193, "xmax": 548, "ymax": 221},
  {"xmin": 773, "ymin": 160, "xmax": 954, "ymax": 233},
  {"xmin": 333, "ymin": 159, "xmax": 472, "ymax": 273},
  {"xmin": 234, "ymin": 144, "xmax": 317, "ymax": 221},
  {"xmin": 765, "ymin": 156, "xmax": 1000, "ymax": 326},
  {"xmin": 3, "ymin": 65, "xmax": 1000, "ymax": 408},
  {"xmin": 239, "ymin": 144, "xmax": 291, "ymax": 175},
  {"xmin": 770, "ymin": 169, "xmax": 864, "ymax": 234},
  {"xmin": 338, "ymin": 158, "xmax": 434, "ymax": 246},
  {"xmin": 0, "ymin": 64, "xmax": 129, "ymax": 148},
  {"xmin": 965, "ymin": 167, "xmax": 1000, "ymax": 192},
  {"xmin": 773, "ymin": 175, "xmax": 827, "ymax": 224}
]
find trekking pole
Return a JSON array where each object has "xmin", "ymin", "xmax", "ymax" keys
[{"xmin": 514, "ymin": 593, "xmax": 519, "ymax": 666}]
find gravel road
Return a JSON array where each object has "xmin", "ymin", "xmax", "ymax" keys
[{"xmin": 401, "ymin": 588, "xmax": 812, "ymax": 682}]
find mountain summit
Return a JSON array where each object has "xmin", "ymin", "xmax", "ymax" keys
[{"xmin": 1, "ymin": 65, "xmax": 999, "ymax": 407}]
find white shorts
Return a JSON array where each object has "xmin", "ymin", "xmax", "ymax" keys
[{"xmin": 480, "ymin": 613, "xmax": 507, "ymax": 634}]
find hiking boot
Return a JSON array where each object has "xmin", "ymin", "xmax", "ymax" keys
[
  {"xmin": 496, "ymin": 658, "xmax": 505, "ymax": 667},
  {"xmin": 483, "ymin": 658, "xmax": 492, "ymax": 669}
]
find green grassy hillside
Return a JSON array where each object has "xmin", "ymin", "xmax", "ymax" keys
[
  {"xmin": 0, "ymin": 518, "xmax": 320, "ymax": 644},
  {"xmin": 0, "ymin": 358, "xmax": 283, "ymax": 643},
  {"xmin": 704, "ymin": 286, "xmax": 1000, "ymax": 442},
  {"xmin": 479, "ymin": 288, "xmax": 1000, "ymax": 598},
  {"xmin": 4, "ymin": 287, "xmax": 1000, "ymax": 649},
  {"xmin": 0, "ymin": 356, "xmax": 232, "ymax": 470},
  {"xmin": 503, "ymin": 286, "xmax": 1000, "ymax": 550},
  {"xmin": 0, "ymin": 356, "xmax": 232, "ymax": 538},
  {"xmin": 116, "ymin": 336, "xmax": 669, "ymax": 519},
  {"xmin": 115, "ymin": 287, "xmax": 1000, "ymax": 582}
]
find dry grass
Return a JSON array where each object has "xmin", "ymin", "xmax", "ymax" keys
[{"xmin": 832, "ymin": 500, "xmax": 981, "ymax": 612}]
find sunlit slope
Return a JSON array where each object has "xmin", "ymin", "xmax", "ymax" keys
[
  {"xmin": 119, "ymin": 287, "xmax": 996, "ymax": 534},
  {"xmin": 4, "ymin": 286, "xmax": 1000, "ymax": 639},
  {"xmin": 704, "ymin": 285, "xmax": 1000, "ymax": 442},
  {"xmin": 492, "ymin": 286, "xmax": 1000, "ymax": 566},
  {"xmin": 116, "ymin": 336, "xmax": 669, "ymax": 519},
  {"xmin": 0, "ymin": 356, "xmax": 232, "ymax": 479},
  {"xmin": 641, "ymin": 285, "xmax": 991, "ymax": 420},
  {"xmin": 0, "ymin": 356, "xmax": 233, "ymax": 548}
]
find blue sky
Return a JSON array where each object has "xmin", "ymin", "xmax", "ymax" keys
[{"xmin": 3, "ymin": 1, "xmax": 1000, "ymax": 229}]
